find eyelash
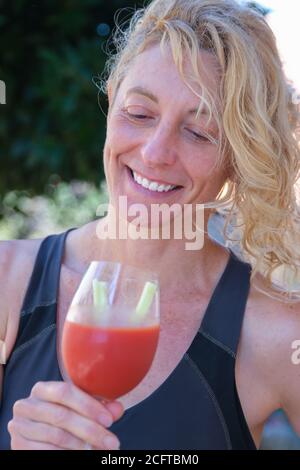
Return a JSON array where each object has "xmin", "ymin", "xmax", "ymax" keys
[
  {"xmin": 122, "ymin": 109, "xmax": 150, "ymax": 120},
  {"xmin": 122, "ymin": 108, "xmax": 210, "ymax": 143},
  {"xmin": 186, "ymin": 129, "xmax": 209, "ymax": 143}
]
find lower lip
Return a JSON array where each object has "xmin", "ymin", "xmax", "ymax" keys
[{"xmin": 125, "ymin": 166, "xmax": 183, "ymax": 199}]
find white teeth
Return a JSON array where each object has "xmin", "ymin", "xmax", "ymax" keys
[
  {"xmin": 149, "ymin": 182, "xmax": 159, "ymax": 191},
  {"xmin": 141, "ymin": 178, "xmax": 149, "ymax": 189},
  {"xmin": 132, "ymin": 171, "xmax": 176, "ymax": 192}
]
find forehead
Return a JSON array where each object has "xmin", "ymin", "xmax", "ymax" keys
[{"xmin": 118, "ymin": 43, "xmax": 221, "ymax": 108}]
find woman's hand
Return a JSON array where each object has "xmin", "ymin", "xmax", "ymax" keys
[{"xmin": 8, "ymin": 381, "xmax": 124, "ymax": 450}]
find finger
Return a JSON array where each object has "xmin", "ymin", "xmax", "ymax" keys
[
  {"xmin": 8, "ymin": 417, "xmax": 88, "ymax": 450},
  {"xmin": 31, "ymin": 382, "xmax": 124, "ymax": 427},
  {"xmin": 104, "ymin": 400, "xmax": 126, "ymax": 422},
  {"xmin": 10, "ymin": 432, "xmax": 63, "ymax": 450},
  {"xmin": 13, "ymin": 398, "xmax": 120, "ymax": 450}
]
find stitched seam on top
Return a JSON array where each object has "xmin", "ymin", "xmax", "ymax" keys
[
  {"xmin": 8, "ymin": 324, "xmax": 56, "ymax": 364},
  {"xmin": 20, "ymin": 300, "xmax": 57, "ymax": 317},
  {"xmin": 199, "ymin": 328, "xmax": 236, "ymax": 359},
  {"xmin": 184, "ymin": 353, "xmax": 232, "ymax": 450}
]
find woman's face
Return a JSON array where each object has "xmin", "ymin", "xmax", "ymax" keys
[{"xmin": 104, "ymin": 43, "xmax": 227, "ymax": 213}]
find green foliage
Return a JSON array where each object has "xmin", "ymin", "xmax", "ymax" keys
[
  {"xmin": 0, "ymin": 0, "xmax": 145, "ymax": 195},
  {"xmin": 0, "ymin": 178, "xmax": 108, "ymax": 239}
]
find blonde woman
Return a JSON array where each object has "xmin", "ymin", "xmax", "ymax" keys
[{"xmin": 1, "ymin": 0, "xmax": 300, "ymax": 450}]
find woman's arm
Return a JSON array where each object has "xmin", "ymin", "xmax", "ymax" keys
[
  {"xmin": 0, "ymin": 240, "xmax": 16, "ymax": 401},
  {"xmin": 256, "ymin": 295, "xmax": 300, "ymax": 439},
  {"xmin": 275, "ymin": 302, "xmax": 300, "ymax": 437},
  {"xmin": 0, "ymin": 239, "xmax": 42, "ymax": 402}
]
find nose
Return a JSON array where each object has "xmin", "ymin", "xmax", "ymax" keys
[{"xmin": 141, "ymin": 125, "xmax": 177, "ymax": 168}]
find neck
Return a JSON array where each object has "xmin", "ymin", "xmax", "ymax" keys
[{"xmin": 83, "ymin": 211, "xmax": 227, "ymax": 295}]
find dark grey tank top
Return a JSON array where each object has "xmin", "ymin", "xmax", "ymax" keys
[{"xmin": 0, "ymin": 228, "xmax": 257, "ymax": 450}]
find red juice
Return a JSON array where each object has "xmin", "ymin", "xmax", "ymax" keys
[{"xmin": 62, "ymin": 320, "xmax": 160, "ymax": 400}]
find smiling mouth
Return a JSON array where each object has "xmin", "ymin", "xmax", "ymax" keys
[{"xmin": 126, "ymin": 166, "xmax": 183, "ymax": 193}]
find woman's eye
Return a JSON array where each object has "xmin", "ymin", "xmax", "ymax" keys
[
  {"xmin": 186, "ymin": 128, "xmax": 209, "ymax": 142},
  {"xmin": 122, "ymin": 107, "xmax": 152, "ymax": 120},
  {"xmin": 129, "ymin": 113, "xmax": 149, "ymax": 120}
]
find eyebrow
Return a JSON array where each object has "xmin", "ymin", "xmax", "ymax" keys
[{"xmin": 125, "ymin": 86, "xmax": 209, "ymax": 117}]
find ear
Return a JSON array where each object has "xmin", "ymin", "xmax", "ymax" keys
[{"xmin": 107, "ymin": 81, "xmax": 113, "ymax": 107}]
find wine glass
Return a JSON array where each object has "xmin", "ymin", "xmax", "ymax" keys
[{"xmin": 61, "ymin": 261, "xmax": 160, "ymax": 402}]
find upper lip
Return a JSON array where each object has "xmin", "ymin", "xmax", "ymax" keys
[{"xmin": 127, "ymin": 165, "xmax": 182, "ymax": 187}]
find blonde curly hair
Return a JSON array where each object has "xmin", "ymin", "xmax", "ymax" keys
[{"xmin": 99, "ymin": 0, "xmax": 300, "ymax": 301}]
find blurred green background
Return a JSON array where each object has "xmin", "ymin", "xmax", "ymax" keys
[
  {"xmin": 0, "ymin": 0, "xmax": 145, "ymax": 195},
  {"xmin": 0, "ymin": 0, "xmax": 146, "ymax": 238},
  {"xmin": 0, "ymin": 0, "xmax": 299, "ymax": 450}
]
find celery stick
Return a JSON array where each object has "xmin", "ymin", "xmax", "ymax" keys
[
  {"xmin": 92, "ymin": 279, "xmax": 108, "ymax": 311},
  {"xmin": 131, "ymin": 281, "xmax": 157, "ymax": 323}
]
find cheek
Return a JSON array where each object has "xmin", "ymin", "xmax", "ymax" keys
[
  {"xmin": 106, "ymin": 117, "xmax": 141, "ymax": 152},
  {"xmin": 102, "ymin": 122, "xmax": 132, "ymax": 193},
  {"xmin": 186, "ymin": 147, "xmax": 220, "ymax": 179},
  {"xmin": 205, "ymin": 165, "xmax": 228, "ymax": 199},
  {"xmin": 103, "ymin": 126, "xmax": 122, "ymax": 174},
  {"xmin": 102, "ymin": 135, "xmax": 120, "ymax": 195},
  {"xmin": 186, "ymin": 149, "xmax": 226, "ymax": 196}
]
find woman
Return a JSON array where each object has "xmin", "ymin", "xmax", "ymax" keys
[{"xmin": 1, "ymin": 0, "xmax": 300, "ymax": 450}]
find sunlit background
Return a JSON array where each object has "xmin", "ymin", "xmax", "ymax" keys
[
  {"xmin": 0, "ymin": 0, "xmax": 300, "ymax": 449},
  {"xmin": 262, "ymin": 0, "xmax": 300, "ymax": 92}
]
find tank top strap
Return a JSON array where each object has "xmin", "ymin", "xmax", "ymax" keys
[
  {"xmin": 20, "ymin": 227, "xmax": 76, "ymax": 316},
  {"xmin": 200, "ymin": 250, "xmax": 252, "ymax": 357}
]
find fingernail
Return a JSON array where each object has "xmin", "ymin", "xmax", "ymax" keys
[
  {"xmin": 98, "ymin": 413, "xmax": 113, "ymax": 427},
  {"xmin": 103, "ymin": 435, "xmax": 120, "ymax": 450}
]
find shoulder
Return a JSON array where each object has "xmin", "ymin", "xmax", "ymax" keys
[
  {"xmin": 244, "ymin": 273, "xmax": 300, "ymax": 367},
  {"xmin": 245, "ymin": 274, "xmax": 300, "ymax": 349},
  {"xmin": 0, "ymin": 237, "xmax": 43, "ymax": 296},
  {"xmin": 0, "ymin": 237, "xmax": 43, "ymax": 359},
  {"xmin": 243, "ymin": 275, "xmax": 300, "ymax": 433}
]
